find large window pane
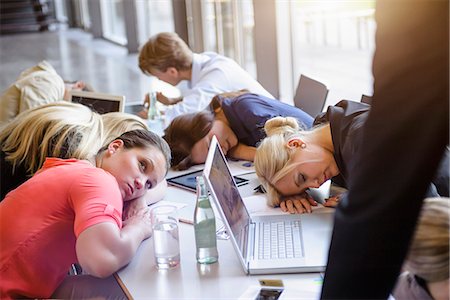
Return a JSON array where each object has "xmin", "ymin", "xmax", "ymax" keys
[
  {"xmin": 100, "ymin": 0, "xmax": 127, "ymax": 45},
  {"xmin": 136, "ymin": 0, "xmax": 174, "ymax": 46},
  {"xmin": 200, "ymin": 0, "xmax": 256, "ymax": 78},
  {"xmin": 292, "ymin": 0, "xmax": 376, "ymax": 106},
  {"xmin": 54, "ymin": 0, "xmax": 68, "ymax": 23},
  {"xmin": 79, "ymin": 0, "xmax": 91, "ymax": 30}
]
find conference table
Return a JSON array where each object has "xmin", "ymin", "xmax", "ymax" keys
[{"xmin": 115, "ymin": 161, "xmax": 331, "ymax": 299}]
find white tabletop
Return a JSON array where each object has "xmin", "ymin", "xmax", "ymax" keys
[
  {"xmin": 116, "ymin": 163, "xmax": 326, "ymax": 299},
  {"xmin": 116, "ymin": 222, "xmax": 324, "ymax": 299}
]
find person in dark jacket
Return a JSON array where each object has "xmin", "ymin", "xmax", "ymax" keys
[
  {"xmin": 163, "ymin": 90, "xmax": 313, "ymax": 170},
  {"xmin": 321, "ymin": 0, "xmax": 448, "ymax": 298}
]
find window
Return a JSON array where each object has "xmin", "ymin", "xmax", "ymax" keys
[
  {"xmin": 54, "ymin": 0, "xmax": 69, "ymax": 23},
  {"xmin": 79, "ymin": 0, "xmax": 91, "ymax": 30},
  {"xmin": 291, "ymin": 0, "xmax": 376, "ymax": 106},
  {"xmin": 100, "ymin": 0, "xmax": 127, "ymax": 45},
  {"xmin": 135, "ymin": 0, "xmax": 174, "ymax": 46},
  {"xmin": 190, "ymin": 0, "xmax": 257, "ymax": 78}
]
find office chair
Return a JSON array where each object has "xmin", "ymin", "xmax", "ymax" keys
[
  {"xmin": 361, "ymin": 94, "xmax": 373, "ymax": 105},
  {"xmin": 294, "ymin": 75, "xmax": 329, "ymax": 118}
]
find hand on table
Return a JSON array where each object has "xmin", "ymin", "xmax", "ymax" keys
[
  {"xmin": 280, "ymin": 192, "xmax": 317, "ymax": 214},
  {"xmin": 279, "ymin": 192, "xmax": 341, "ymax": 214},
  {"xmin": 123, "ymin": 196, "xmax": 147, "ymax": 220},
  {"xmin": 322, "ymin": 194, "xmax": 341, "ymax": 207}
]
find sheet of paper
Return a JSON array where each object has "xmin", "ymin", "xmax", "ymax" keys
[
  {"xmin": 243, "ymin": 195, "xmax": 286, "ymax": 216},
  {"xmin": 227, "ymin": 159, "xmax": 256, "ymax": 176},
  {"xmin": 149, "ymin": 200, "xmax": 187, "ymax": 210},
  {"xmin": 279, "ymin": 276, "xmax": 323, "ymax": 299}
]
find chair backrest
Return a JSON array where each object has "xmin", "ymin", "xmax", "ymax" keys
[
  {"xmin": 361, "ymin": 94, "xmax": 373, "ymax": 105},
  {"xmin": 294, "ymin": 75, "xmax": 329, "ymax": 118}
]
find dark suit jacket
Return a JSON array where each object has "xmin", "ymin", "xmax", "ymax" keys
[{"xmin": 321, "ymin": 0, "xmax": 449, "ymax": 299}]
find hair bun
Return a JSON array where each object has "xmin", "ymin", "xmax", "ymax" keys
[{"xmin": 264, "ymin": 116, "xmax": 300, "ymax": 136}]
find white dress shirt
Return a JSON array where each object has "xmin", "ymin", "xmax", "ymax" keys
[{"xmin": 165, "ymin": 52, "xmax": 273, "ymax": 122}]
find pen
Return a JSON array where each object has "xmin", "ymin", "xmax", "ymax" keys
[{"xmin": 178, "ymin": 218, "xmax": 193, "ymax": 225}]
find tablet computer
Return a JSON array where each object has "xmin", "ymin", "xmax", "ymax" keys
[{"xmin": 167, "ymin": 169, "xmax": 249, "ymax": 192}]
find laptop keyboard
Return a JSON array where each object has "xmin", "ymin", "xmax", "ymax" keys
[{"xmin": 258, "ymin": 221, "xmax": 303, "ymax": 259}]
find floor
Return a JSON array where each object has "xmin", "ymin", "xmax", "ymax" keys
[
  {"xmin": 0, "ymin": 28, "xmax": 371, "ymax": 110},
  {"xmin": 0, "ymin": 29, "xmax": 151, "ymax": 105}
]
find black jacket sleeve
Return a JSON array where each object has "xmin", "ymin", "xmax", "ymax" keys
[{"xmin": 321, "ymin": 0, "xmax": 449, "ymax": 299}]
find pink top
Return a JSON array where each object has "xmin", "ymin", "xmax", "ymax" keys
[{"xmin": 0, "ymin": 158, "xmax": 123, "ymax": 299}]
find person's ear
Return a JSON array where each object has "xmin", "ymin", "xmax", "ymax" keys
[
  {"xmin": 286, "ymin": 137, "xmax": 306, "ymax": 149},
  {"xmin": 107, "ymin": 139, "xmax": 124, "ymax": 155},
  {"xmin": 166, "ymin": 67, "xmax": 178, "ymax": 77}
]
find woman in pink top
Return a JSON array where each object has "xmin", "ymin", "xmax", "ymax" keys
[{"xmin": 0, "ymin": 129, "xmax": 171, "ymax": 299}]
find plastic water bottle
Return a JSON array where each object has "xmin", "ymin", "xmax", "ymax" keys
[
  {"xmin": 147, "ymin": 91, "xmax": 159, "ymax": 120},
  {"xmin": 194, "ymin": 176, "xmax": 218, "ymax": 264}
]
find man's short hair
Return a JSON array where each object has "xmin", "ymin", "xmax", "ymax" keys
[{"xmin": 138, "ymin": 32, "xmax": 193, "ymax": 75}]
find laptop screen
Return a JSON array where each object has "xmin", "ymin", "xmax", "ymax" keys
[
  {"xmin": 204, "ymin": 137, "xmax": 251, "ymax": 256},
  {"xmin": 70, "ymin": 91, "xmax": 124, "ymax": 114}
]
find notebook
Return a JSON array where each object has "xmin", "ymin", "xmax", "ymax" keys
[
  {"xmin": 203, "ymin": 136, "xmax": 334, "ymax": 274},
  {"xmin": 70, "ymin": 90, "xmax": 125, "ymax": 114}
]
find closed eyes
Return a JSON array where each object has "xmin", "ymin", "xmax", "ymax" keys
[{"xmin": 295, "ymin": 172, "xmax": 306, "ymax": 188}]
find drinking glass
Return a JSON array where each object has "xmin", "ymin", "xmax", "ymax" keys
[{"xmin": 150, "ymin": 205, "xmax": 180, "ymax": 269}]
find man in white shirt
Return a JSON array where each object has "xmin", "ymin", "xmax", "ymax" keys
[{"xmin": 138, "ymin": 32, "xmax": 273, "ymax": 122}]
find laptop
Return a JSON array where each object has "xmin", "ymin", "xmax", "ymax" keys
[
  {"xmin": 203, "ymin": 136, "xmax": 334, "ymax": 275},
  {"xmin": 70, "ymin": 90, "xmax": 125, "ymax": 114}
]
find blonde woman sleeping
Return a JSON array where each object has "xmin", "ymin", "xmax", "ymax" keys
[
  {"xmin": 1, "ymin": 104, "xmax": 168, "ymax": 205},
  {"xmin": 255, "ymin": 100, "xmax": 449, "ymax": 214}
]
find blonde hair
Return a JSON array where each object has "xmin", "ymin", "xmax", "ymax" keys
[
  {"xmin": 138, "ymin": 32, "xmax": 193, "ymax": 74},
  {"xmin": 102, "ymin": 112, "xmax": 149, "ymax": 146},
  {"xmin": 255, "ymin": 116, "xmax": 317, "ymax": 207},
  {"xmin": 404, "ymin": 197, "xmax": 449, "ymax": 282},
  {"xmin": 0, "ymin": 102, "xmax": 103, "ymax": 174}
]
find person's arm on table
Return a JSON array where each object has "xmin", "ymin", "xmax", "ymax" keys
[
  {"xmin": 228, "ymin": 143, "xmax": 256, "ymax": 162},
  {"xmin": 76, "ymin": 208, "xmax": 152, "ymax": 278},
  {"xmin": 155, "ymin": 92, "xmax": 182, "ymax": 106}
]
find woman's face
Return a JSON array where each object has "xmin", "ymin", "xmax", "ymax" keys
[
  {"xmin": 190, "ymin": 120, "xmax": 238, "ymax": 164},
  {"xmin": 274, "ymin": 139, "xmax": 339, "ymax": 197},
  {"xmin": 101, "ymin": 140, "xmax": 167, "ymax": 201}
]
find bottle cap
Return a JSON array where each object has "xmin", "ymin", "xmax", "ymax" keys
[{"xmin": 196, "ymin": 176, "xmax": 205, "ymax": 185}]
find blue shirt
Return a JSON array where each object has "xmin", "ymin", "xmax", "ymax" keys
[{"xmin": 220, "ymin": 93, "xmax": 313, "ymax": 147}]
